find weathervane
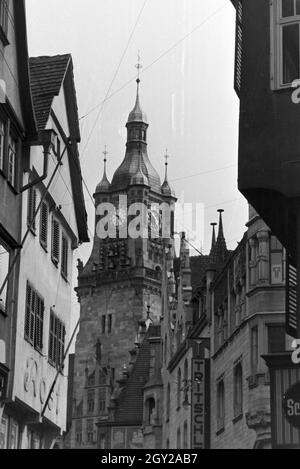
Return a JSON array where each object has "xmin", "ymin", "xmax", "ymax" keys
[
  {"xmin": 164, "ymin": 149, "xmax": 170, "ymax": 167},
  {"xmin": 103, "ymin": 145, "xmax": 108, "ymax": 171},
  {"xmin": 135, "ymin": 50, "xmax": 143, "ymax": 83}
]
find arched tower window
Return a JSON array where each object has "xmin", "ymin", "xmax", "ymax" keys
[{"xmin": 145, "ymin": 397, "xmax": 156, "ymax": 425}]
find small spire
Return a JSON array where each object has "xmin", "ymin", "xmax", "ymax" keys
[
  {"xmin": 161, "ymin": 149, "xmax": 175, "ymax": 196},
  {"xmin": 210, "ymin": 222, "xmax": 217, "ymax": 254},
  {"xmin": 127, "ymin": 52, "xmax": 148, "ymax": 125},
  {"xmin": 217, "ymin": 209, "xmax": 225, "ymax": 240},
  {"xmin": 95, "ymin": 145, "xmax": 111, "ymax": 193}
]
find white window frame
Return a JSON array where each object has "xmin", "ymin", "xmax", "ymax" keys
[{"xmin": 271, "ymin": 0, "xmax": 300, "ymax": 89}]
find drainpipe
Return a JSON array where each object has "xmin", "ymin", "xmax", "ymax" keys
[{"xmin": 21, "ymin": 129, "xmax": 57, "ymax": 193}]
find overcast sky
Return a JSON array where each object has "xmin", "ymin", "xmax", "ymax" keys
[{"xmin": 26, "ymin": 0, "xmax": 248, "ymax": 260}]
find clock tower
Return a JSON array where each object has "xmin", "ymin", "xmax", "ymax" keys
[{"xmin": 70, "ymin": 72, "xmax": 176, "ymax": 448}]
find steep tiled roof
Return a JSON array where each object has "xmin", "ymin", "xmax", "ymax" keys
[
  {"xmin": 29, "ymin": 55, "xmax": 71, "ymax": 130},
  {"xmin": 114, "ymin": 329, "xmax": 152, "ymax": 424}
]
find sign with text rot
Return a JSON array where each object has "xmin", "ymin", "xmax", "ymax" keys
[
  {"xmin": 191, "ymin": 359, "xmax": 205, "ymax": 449},
  {"xmin": 283, "ymin": 381, "xmax": 300, "ymax": 429}
]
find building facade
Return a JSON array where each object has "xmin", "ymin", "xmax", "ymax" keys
[
  {"xmin": 0, "ymin": 51, "xmax": 88, "ymax": 448},
  {"xmin": 0, "ymin": 0, "xmax": 37, "ymax": 449}
]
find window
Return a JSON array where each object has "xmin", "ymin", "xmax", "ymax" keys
[
  {"xmin": 61, "ymin": 234, "xmax": 68, "ymax": 279},
  {"xmin": 40, "ymin": 202, "xmax": 48, "ymax": 249},
  {"xmin": 24, "ymin": 282, "xmax": 44, "ymax": 352},
  {"xmin": 177, "ymin": 368, "xmax": 181, "ymax": 409},
  {"xmin": 87, "ymin": 420, "xmax": 94, "ymax": 444},
  {"xmin": 27, "ymin": 188, "xmax": 37, "ymax": 232},
  {"xmin": 0, "ymin": 120, "xmax": 5, "ymax": 171},
  {"xmin": 233, "ymin": 363, "xmax": 243, "ymax": 419},
  {"xmin": 251, "ymin": 326, "xmax": 259, "ymax": 374},
  {"xmin": 270, "ymin": 236, "xmax": 284, "ymax": 284},
  {"xmin": 0, "ymin": 1, "xmax": 8, "ymax": 41},
  {"xmin": 272, "ymin": 0, "xmax": 300, "ymax": 88},
  {"xmin": 75, "ymin": 420, "xmax": 82, "ymax": 446},
  {"xmin": 87, "ymin": 390, "xmax": 95, "ymax": 414},
  {"xmin": 234, "ymin": 0, "xmax": 243, "ymax": 95},
  {"xmin": 146, "ymin": 397, "xmax": 155, "ymax": 425},
  {"xmin": 183, "ymin": 421, "xmax": 188, "ymax": 449},
  {"xmin": 177, "ymin": 427, "xmax": 181, "ymax": 449},
  {"xmin": 99, "ymin": 388, "xmax": 106, "ymax": 414},
  {"xmin": 268, "ymin": 324, "xmax": 286, "ymax": 353},
  {"xmin": 48, "ymin": 310, "xmax": 65, "ymax": 369},
  {"xmin": 0, "ymin": 242, "xmax": 9, "ymax": 313},
  {"xmin": 51, "ymin": 218, "xmax": 60, "ymax": 265},
  {"xmin": 7, "ymin": 136, "xmax": 16, "ymax": 187},
  {"xmin": 107, "ymin": 314, "xmax": 112, "ymax": 334},
  {"xmin": 217, "ymin": 379, "xmax": 225, "ymax": 432},
  {"xmin": 166, "ymin": 383, "xmax": 170, "ymax": 422},
  {"xmin": 101, "ymin": 316, "xmax": 106, "ymax": 335}
]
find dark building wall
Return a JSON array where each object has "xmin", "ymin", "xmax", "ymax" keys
[{"xmin": 236, "ymin": 0, "xmax": 300, "ymax": 252}]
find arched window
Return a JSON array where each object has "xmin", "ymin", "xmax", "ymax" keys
[
  {"xmin": 234, "ymin": 362, "xmax": 243, "ymax": 418},
  {"xmin": 177, "ymin": 368, "xmax": 181, "ymax": 409},
  {"xmin": 145, "ymin": 397, "xmax": 156, "ymax": 425},
  {"xmin": 217, "ymin": 379, "xmax": 225, "ymax": 431},
  {"xmin": 166, "ymin": 383, "xmax": 170, "ymax": 421}
]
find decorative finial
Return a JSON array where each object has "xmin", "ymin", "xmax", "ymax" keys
[
  {"xmin": 135, "ymin": 50, "xmax": 143, "ymax": 84},
  {"xmin": 210, "ymin": 222, "xmax": 217, "ymax": 253},
  {"xmin": 164, "ymin": 149, "xmax": 170, "ymax": 180},
  {"xmin": 102, "ymin": 145, "xmax": 108, "ymax": 174}
]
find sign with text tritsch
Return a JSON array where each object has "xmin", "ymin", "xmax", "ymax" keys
[{"xmin": 191, "ymin": 359, "xmax": 206, "ymax": 449}]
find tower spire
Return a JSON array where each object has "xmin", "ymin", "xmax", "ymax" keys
[
  {"xmin": 95, "ymin": 145, "xmax": 111, "ymax": 194},
  {"xmin": 161, "ymin": 149, "xmax": 175, "ymax": 196},
  {"xmin": 210, "ymin": 222, "xmax": 217, "ymax": 254},
  {"xmin": 217, "ymin": 209, "xmax": 225, "ymax": 240}
]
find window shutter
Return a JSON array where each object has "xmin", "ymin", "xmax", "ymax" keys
[
  {"xmin": 234, "ymin": 0, "xmax": 243, "ymax": 96},
  {"xmin": 25, "ymin": 282, "xmax": 32, "ymax": 340},
  {"xmin": 61, "ymin": 235, "xmax": 68, "ymax": 278},
  {"xmin": 51, "ymin": 219, "xmax": 60, "ymax": 265},
  {"xmin": 40, "ymin": 203, "xmax": 48, "ymax": 248},
  {"xmin": 34, "ymin": 296, "xmax": 44, "ymax": 352},
  {"xmin": 48, "ymin": 311, "xmax": 55, "ymax": 363},
  {"xmin": 286, "ymin": 254, "xmax": 298, "ymax": 338},
  {"xmin": 27, "ymin": 188, "xmax": 37, "ymax": 231}
]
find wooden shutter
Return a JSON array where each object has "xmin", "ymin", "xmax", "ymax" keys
[
  {"xmin": 234, "ymin": 0, "xmax": 243, "ymax": 96},
  {"xmin": 34, "ymin": 296, "xmax": 44, "ymax": 352},
  {"xmin": 286, "ymin": 254, "xmax": 298, "ymax": 338},
  {"xmin": 48, "ymin": 310, "xmax": 55, "ymax": 364},
  {"xmin": 27, "ymin": 188, "xmax": 37, "ymax": 231},
  {"xmin": 24, "ymin": 282, "xmax": 32, "ymax": 341},
  {"xmin": 51, "ymin": 219, "xmax": 60, "ymax": 265},
  {"xmin": 40, "ymin": 203, "xmax": 48, "ymax": 248},
  {"xmin": 61, "ymin": 235, "xmax": 68, "ymax": 278}
]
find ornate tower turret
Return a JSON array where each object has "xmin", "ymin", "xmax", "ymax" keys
[{"xmin": 71, "ymin": 60, "xmax": 176, "ymax": 449}]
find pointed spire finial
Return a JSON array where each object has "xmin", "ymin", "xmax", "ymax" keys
[
  {"xmin": 103, "ymin": 144, "xmax": 108, "ymax": 169},
  {"xmin": 217, "ymin": 209, "xmax": 225, "ymax": 239}
]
